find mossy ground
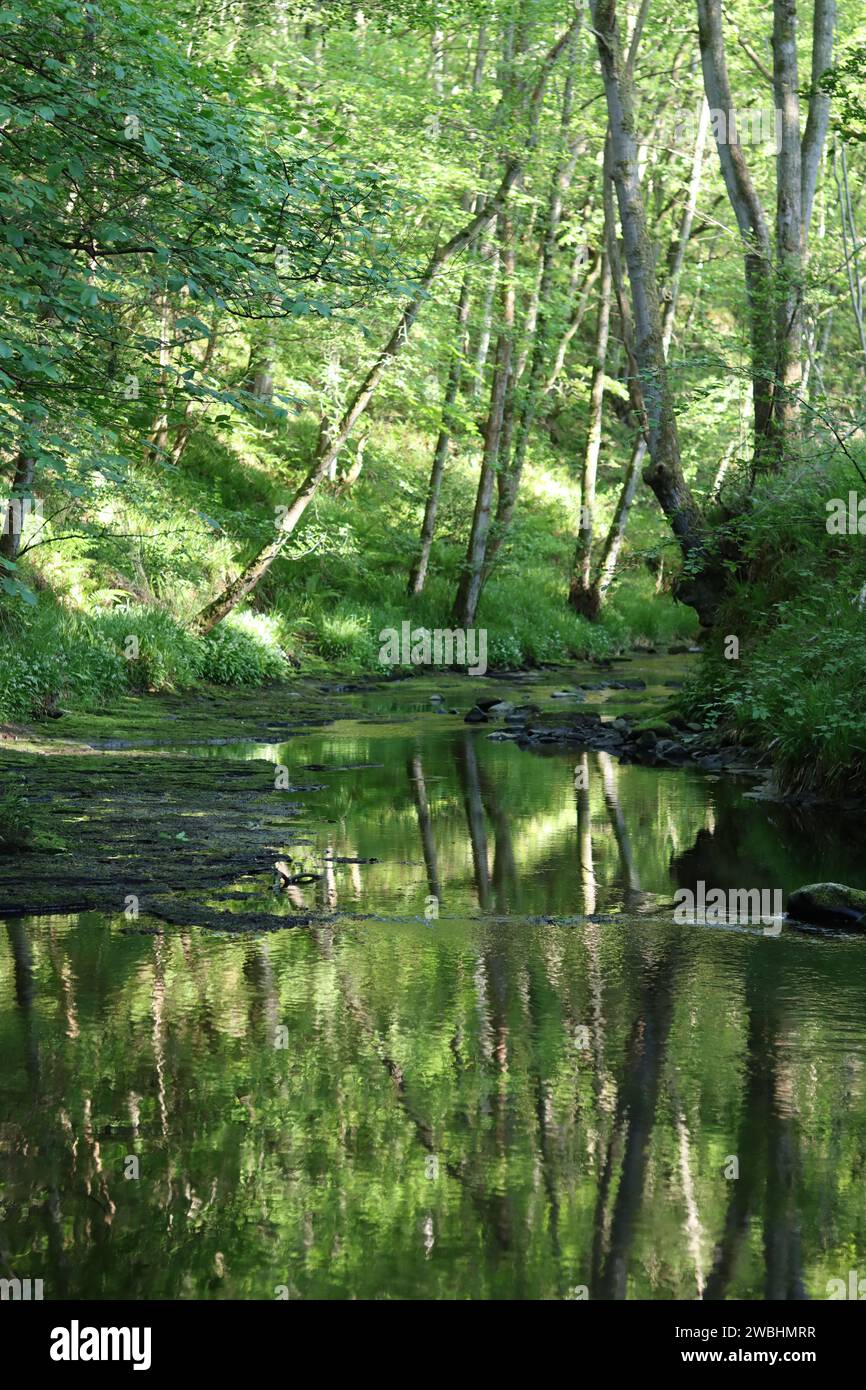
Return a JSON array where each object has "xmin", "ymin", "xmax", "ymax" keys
[{"xmin": 0, "ymin": 653, "xmax": 699, "ymax": 925}]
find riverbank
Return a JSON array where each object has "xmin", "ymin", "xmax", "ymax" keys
[{"xmin": 2, "ymin": 655, "xmax": 865, "ymax": 928}]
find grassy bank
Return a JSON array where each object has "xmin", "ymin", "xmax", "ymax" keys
[
  {"xmin": 0, "ymin": 410, "xmax": 698, "ymax": 723},
  {"xmin": 680, "ymin": 451, "xmax": 866, "ymax": 798}
]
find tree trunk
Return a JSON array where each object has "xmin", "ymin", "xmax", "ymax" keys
[
  {"xmin": 452, "ymin": 215, "xmax": 515, "ymax": 628},
  {"xmin": 193, "ymin": 161, "xmax": 521, "ymax": 634},
  {"xmin": 696, "ymin": 0, "xmax": 776, "ymax": 468},
  {"xmin": 242, "ymin": 335, "xmax": 275, "ymax": 405},
  {"xmin": 145, "ymin": 291, "xmax": 173, "ymax": 463},
  {"xmin": 578, "ymin": 98, "xmax": 710, "ymax": 618},
  {"xmin": 408, "ymin": 273, "xmax": 473, "ymax": 594},
  {"xmin": 0, "ymin": 451, "xmax": 37, "ymax": 563},
  {"xmin": 772, "ymin": 0, "xmax": 804, "ymax": 452},
  {"xmin": 833, "ymin": 139, "xmax": 866, "ymax": 368},
  {"xmin": 592, "ymin": 0, "xmax": 715, "ymax": 623},
  {"xmin": 408, "ymin": 18, "xmax": 492, "ymax": 596},
  {"xmin": 471, "ymin": 238, "xmax": 499, "ymax": 398},
  {"xmin": 480, "ymin": 29, "xmax": 583, "ymax": 585},
  {"xmin": 544, "ymin": 244, "xmax": 600, "ymax": 392},
  {"xmin": 569, "ymin": 241, "xmax": 612, "ymax": 608},
  {"xmin": 169, "ymin": 317, "xmax": 221, "ymax": 467},
  {"xmin": 801, "ymin": 0, "xmax": 835, "ymax": 242}
]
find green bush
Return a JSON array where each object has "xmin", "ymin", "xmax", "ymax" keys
[
  {"xmin": 0, "ymin": 605, "xmax": 126, "ymax": 720},
  {"xmin": 98, "ymin": 607, "xmax": 205, "ymax": 691},
  {"xmin": 681, "ymin": 450, "xmax": 866, "ymax": 796},
  {"xmin": 0, "ymin": 599, "xmax": 294, "ymax": 723},
  {"xmin": 199, "ymin": 612, "xmax": 291, "ymax": 685}
]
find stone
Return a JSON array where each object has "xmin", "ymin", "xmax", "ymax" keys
[
  {"xmin": 464, "ymin": 706, "xmax": 489, "ymax": 724},
  {"xmin": 476, "ymin": 698, "xmax": 512, "ymax": 715},
  {"xmin": 787, "ymin": 883, "xmax": 866, "ymax": 928}
]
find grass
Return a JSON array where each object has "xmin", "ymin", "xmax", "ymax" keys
[
  {"xmin": 0, "ymin": 780, "xmax": 66, "ymax": 853},
  {"xmin": 0, "ymin": 407, "xmax": 699, "ymax": 722},
  {"xmin": 0, "ymin": 600, "xmax": 293, "ymax": 723}
]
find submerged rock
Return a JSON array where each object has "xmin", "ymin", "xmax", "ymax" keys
[
  {"xmin": 579, "ymin": 678, "xmax": 646, "ymax": 691},
  {"xmin": 464, "ymin": 706, "xmax": 490, "ymax": 724},
  {"xmin": 505, "ymin": 702, "xmax": 542, "ymax": 723},
  {"xmin": 476, "ymin": 698, "xmax": 512, "ymax": 715},
  {"xmin": 787, "ymin": 883, "xmax": 866, "ymax": 928}
]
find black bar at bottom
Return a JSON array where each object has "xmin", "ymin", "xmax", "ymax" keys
[{"xmin": 2, "ymin": 1296, "xmax": 860, "ymax": 1375}]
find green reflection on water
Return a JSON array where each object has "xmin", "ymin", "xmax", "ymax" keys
[{"xmin": 3, "ymin": 672, "xmax": 866, "ymax": 1299}]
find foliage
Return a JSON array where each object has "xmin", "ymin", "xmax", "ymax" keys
[
  {"xmin": 681, "ymin": 448, "xmax": 866, "ymax": 795},
  {"xmin": 0, "ymin": 0, "xmax": 404, "ymax": 544}
]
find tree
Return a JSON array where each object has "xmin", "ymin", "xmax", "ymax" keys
[
  {"xmin": 590, "ymin": 0, "xmax": 717, "ymax": 624},
  {"xmin": 0, "ymin": 0, "xmax": 401, "ymax": 603},
  {"xmin": 195, "ymin": 2, "xmax": 585, "ymax": 633}
]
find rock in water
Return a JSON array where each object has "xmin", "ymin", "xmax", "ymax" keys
[
  {"xmin": 505, "ymin": 702, "xmax": 541, "ymax": 723},
  {"xmin": 464, "ymin": 706, "xmax": 489, "ymax": 724},
  {"xmin": 787, "ymin": 883, "xmax": 866, "ymax": 928}
]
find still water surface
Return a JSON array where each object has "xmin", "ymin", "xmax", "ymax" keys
[{"xmin": 3, "ymin": 667, "xmax": 866, "ymax": 1298}]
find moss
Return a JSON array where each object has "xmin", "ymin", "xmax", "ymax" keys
[
  {"xmin": 633, "ymin": 719, "xmax": 677, "ymax": 739},
  {"xmin": 787, "ymin": 883, "xmax": 866, "ymax": 926}
]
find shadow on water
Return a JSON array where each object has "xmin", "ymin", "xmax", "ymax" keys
[{"xmin": 3, "ymin": 685, "xmax": 866, "ymax": 1299}]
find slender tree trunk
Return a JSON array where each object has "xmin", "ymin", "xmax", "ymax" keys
[
  {"xmin": 480, "ymin": 30, "xmax": 583, "ymax": 585},
  {"xmin": 578, "ymin": 98, "xmax": 710, "ymax": 618},
  {"xmin": 472, "ymin": 22, "xmax": 488, "ymax": 90},
  {"xmin": 772, "ymin": 0, "xmax": 803, "ymax": 451},
  {"xmin": 544, "ymin": 245, "xmax": 600, "ymax": 391},
  {"xmin": 169, "ymin": 318, "xmax": 221, "ymax": 467},
  {"xmin": 452, "ymin": 216, "xmax": 515, "ymax": 627},
  {"xmin": 193, "ymin": 162, "xmax": 521, "ymax": 634},
  {"xmin": 569, "ymin": 242, "xmax": 612, "ymax": 607},
  {"xmin": 408, "ymin": 273, "xmax": 473, "ymax": 594},
  {"xmin": 697, "ymin": 0, "xmax": 776, "ymax": 468},
  {"xmin": 0, "ymin": 450, "xmax": 37, "ymax": 563},
  {"xmin": 408, "ymin": 19, "xmax": 491, "ymax": 596},
  {"xmin": 335, "ymin": 433, "xmax": 368, "ymax": 495},
  {"xmin": 145, "ymin": 291, "xmax": 173, "ymax": 463},
  {"xmin": 833, "ymin": 139, "xmax": 866, "ymax": 368},
  {"xmin": 801, "ymin": 0, "xmax": 835, "ymax": 242},
  {"xmin": 571, "ymin": 153, "xmax": 646, "ymax": 619},
  {"xmin": 242, "ymin": 333, "xmax": 275, "ymax": 405},
  {"xmin": 592, "ymin": 0, "xmax": 715, "ymax": 623},
  {"xmin": 471, "ymin": 239, "xmax": 500, "ymax": 397}
]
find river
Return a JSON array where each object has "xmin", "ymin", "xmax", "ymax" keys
[{"xmin": 2, "ymin": 657, "xmax": 865, "ymax": 1299}]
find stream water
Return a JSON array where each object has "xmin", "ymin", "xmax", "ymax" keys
[{"xmin": 2, "ymin": 659, "xmax": 866, "ymax": 1299}]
